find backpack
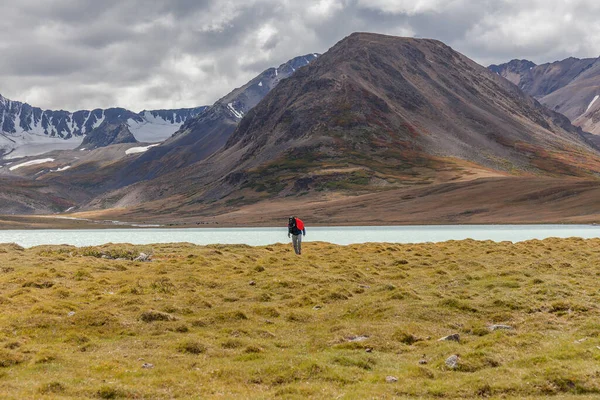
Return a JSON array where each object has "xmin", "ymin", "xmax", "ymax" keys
[{"xmin": 288, "ymin": 218, "xmax": 302, "ymax": 235}]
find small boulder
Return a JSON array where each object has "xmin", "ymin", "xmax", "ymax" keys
[
  {"xmin": 134, "ymin": 253, "xmax": 151, "ymax": 262},
  {"xmin": 142, "ymin": 363, "xmax": 154, "ymax": 369},
  {"xmin": 249, "ymin": 281, "xmax": 256, "ymax": 286},
  {"xmin": 365, "ymin": 348, "xmax": 373, "ymax": 353},
  {"xmin": 419, "ymin": 359, "xmax": 428, "ymax": 365},
  {"xmin": 438, "ymin": 333, "xmax": 460, "ymax": 342},
  {"xmin": 445, "ymin": 354, "xmax": 460, "ymax": 369},
  {"xmin": 489, "ymin": 324, "xmax": 513, "ymax": 331},
  {"xmin": 347, "ymin": 335, "xmax": 369, "ymax": 342},
  {"xmin": 385, "ymin": 376, "xmax": 398, "ymax": 383}
]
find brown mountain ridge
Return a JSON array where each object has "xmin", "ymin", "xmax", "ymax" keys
[
  {"xmin": 490, "ymin": 57, "xmax": 600, "ymax": 136},
  {"xmin": 81, "ymin": 33, "xmax": 600, "ymax": 222}
]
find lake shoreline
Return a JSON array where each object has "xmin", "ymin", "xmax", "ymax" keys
[
  {"xmin": 2, "ymin": 224, "xmax": 600, "ymax": 248},
  {"xmin": 1, "ymin": 214, "xmax": 599, "ymax": 231}
]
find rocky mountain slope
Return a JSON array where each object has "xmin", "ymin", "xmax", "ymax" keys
[
  {"xmin": 90, "ymin": 32, "xmax": 600, "ymax": 219},
  {"xmin": 0, "ymin": 94, "xmax": 207, "ymax": 158},
  {"xmin": 79, "ymin": 122, "xmax": 138, "ymax": 149},
  {"xmin": 112, "ymin": 54, "xmax": 319, "ymax": 186},
  {"xmin": 489, "ymin": 57, "xmax": 600, "ymax": 134},
  {"xmin": 0, "ymin": 53, "xmax": 320, "ymax": 214}
]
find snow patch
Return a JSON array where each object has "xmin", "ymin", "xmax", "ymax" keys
[
  {"xmin": 227, "ymin": 103, "xmax": 244, "ymax": 119},
  {"xmin": 1, "ymin": 134, "xmax": 83, "ymax": 160},
  {"xmin": 258, "ymin": 81, "xmax": 263, "ymax": 87},
  {"xmin": 125, "ymin": 143, "xmax": 160, "ymax": 155},
  {"xmin": 585, "ymin": 95, "xmax": 599, "ymax": 113},
  {"xmin": 53, "ymin": 165, "xmax": 71, "ymax": 172},
  {"xmin": 9, "ymin": 158, "xmax": 55, "ymax": 171},
  {"xmin": 127, "ymin": 113, "xmax": 183, "ymax": 142},
  {"xmin": 92, "ymin": 111, "xmax": 105, "ymax": 128}
]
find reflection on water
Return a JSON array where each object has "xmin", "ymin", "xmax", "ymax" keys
[{"xmin": 1, "ymin": 225, "xmax": 599, "ymax": 248}]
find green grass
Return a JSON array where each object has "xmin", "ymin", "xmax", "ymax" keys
[{"xmin": 1, "ymin": 238, "xmax": 600, "ymax": 398}]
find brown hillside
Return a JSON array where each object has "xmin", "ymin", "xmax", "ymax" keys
[{"xmin": 88, "ymin": 33, "xmax": 600, "ymax": 217}]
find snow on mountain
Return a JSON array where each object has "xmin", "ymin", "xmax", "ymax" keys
[
  {"xmin": 586, "ymin": 95, "xmax": 600, "ymax": 113},
  {"xmin": 127, "ymin": 110, "xmax": 206, "ymax": 142},
  {"xmin": 213, "ymin": 53, "xmax": 320, "ymax": 121},
  {"xmin": 0, "ymin": 94, "xmax": 208, "ymax": 159},
  {"xmin": 0, "ymin": 131, "xmax": 84, "ymax": 160},
  {"xmin": 125, "ymin": 143, "xmax": 161, "ymax": 155},
  {"xmin": 9, "ymin": 158, "xmax": 55, "ymax": 171}
]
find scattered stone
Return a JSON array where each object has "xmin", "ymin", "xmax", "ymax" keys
[
  {"xmin": 138, "ymin": 358, "xmax": 144, "ymax": 361},
  {"xmin": 67, "ymin": 311, "xmax": 76, "ymax": 317},
  {"xmin": 265, "ymin": 320, "xmax": 274, "ymax": 324},
  {"xmin": 419, "ymin": 359, "xmax": 428, "ymax": 365},
  {"xmin": 348, "ymin": 335, "xmax": 369, "ymax": 342},
  {"xmin": 249, "ymin": 281, "xmax": 256, "ymax": 286},
  {"xmin": 358, "ymin": 284, "xmax": 370, "ymax": 289},
  {"xmin": 365, "ymin": 348, "xmax": 373, "ymax": 353},
  {"xmin": 489, "ymin": 324, "xmax": 513, "ymax": 331},
  {"xmin": 438, "ymin": 333, "xmax": 460, "ymax": 342},
  {"xmin": 313, "ymin": 305, "xmax": 322, "ymax": 310},
  {"xmin": 445, "ymin": 354, "xmax": 460, "ymax": 369},
  {"xmin": 142, "ymin": 363, "xmax": 154, "ymax": 369},
  {"xmin": 134, "ymin": 253, "xmax": 151, "ymax": 262},
  {"xmin": 425, "ymin": 336, "xmax": 431, "ymax": 340},
  {"xmin": 101, "ymin": 255, "xmax": 110, "ymax": 259},
  {"xmin": 575, "ymin": 338, "xmax": 588, "ymax": 344},
  {"xmin": 385, "ymin": 376, "xmax": 398, "ymax": 383}
]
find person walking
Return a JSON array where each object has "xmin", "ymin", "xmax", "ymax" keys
[{"xmin": 287, "ymin": 216, "xmax": 306, "ymax": 255}]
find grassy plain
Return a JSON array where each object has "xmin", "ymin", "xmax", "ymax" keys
[{"xmin": 0, "ymin": 238, "xmax": 600, "ymax": 399}]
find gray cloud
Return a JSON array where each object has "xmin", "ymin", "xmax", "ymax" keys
[{"xmin": 0, "ymin": 0, "xmax": 598, "ymax": 111}]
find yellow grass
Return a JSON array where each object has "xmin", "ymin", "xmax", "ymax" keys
[{"xmin": 0, "ymin": 238, "xmax": 600, "ymax": 399}]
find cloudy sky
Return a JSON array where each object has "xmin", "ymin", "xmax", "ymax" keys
[{"xmin": 1, "ymin": 0, "xmax": 599, "ymax": 112}]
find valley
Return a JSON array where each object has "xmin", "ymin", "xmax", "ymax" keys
[{"xmin": 3, "ymin": 33, "xmax": 600, "ymax": 227}]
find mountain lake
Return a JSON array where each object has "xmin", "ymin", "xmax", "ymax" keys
[{"xmin": 1, "ymin": 225, "xmax": 600, "ymax": 248}]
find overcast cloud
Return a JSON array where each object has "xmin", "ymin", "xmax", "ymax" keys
[{"xmin": 1, "ymin": 0, "xmax": 599, "ymax": 112}]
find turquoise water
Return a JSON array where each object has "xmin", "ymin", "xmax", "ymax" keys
[{"xmin": 1, "ymin": 225, "xmax": 599, "ymax": 248}]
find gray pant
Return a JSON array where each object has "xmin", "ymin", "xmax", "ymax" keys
[{"xmin": 292, "ymin": 234, "xmax": 302, "ymax": 254}]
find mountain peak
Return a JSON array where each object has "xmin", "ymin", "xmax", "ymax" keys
[
  {"xmin": 209, "ymin": 31, "xmax": 598, "ymax": 201},
  {"xmin": 488, "ymin": 59, "xmax": 536, "ymax": 74}
]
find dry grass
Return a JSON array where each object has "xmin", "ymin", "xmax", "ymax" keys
[{"xmin": 0, "ymin": 238, "xmax": 600, "ymax": 398}]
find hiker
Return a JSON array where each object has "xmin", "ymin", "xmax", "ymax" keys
[{"xmin": 287, "ymin": 216, "xmax": 306, "ymax": 255}]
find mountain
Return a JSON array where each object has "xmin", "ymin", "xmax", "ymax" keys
[
  {"xmin": 110, "ymin": 53, "xmax": 319, "ymax": 186},
  {"xmin": 488, "ymin": 59, "xmax": 536, "ymax": 87},
  {"xmin": 79, "ymin": 122, "xmax": 138, "ymax": 149},
  {"xmin": 488, "ymin": 57, "xmax": 600, "ymax": 134},
  {"xmin": 0, "ymin": 93, "xmax": 208, "ymax": 158},
  {"xmin": 89, "ymin": 33, "xmax": 600, "ymax": 218}
]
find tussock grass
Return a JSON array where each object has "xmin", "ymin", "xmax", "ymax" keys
[{"xmin": 1, "ymin": 238, "xmax": 600, "ymax": 398}]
